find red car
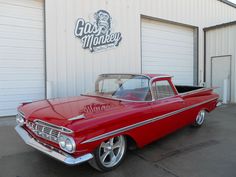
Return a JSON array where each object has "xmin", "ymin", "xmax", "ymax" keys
[{"xmin": 15, "ymin": 73, "xmax": 219, "ymax": 171}]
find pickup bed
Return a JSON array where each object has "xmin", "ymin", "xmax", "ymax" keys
[{"xmin": 175, "ymin": 85, "xmax": 204, "ymax": 93}]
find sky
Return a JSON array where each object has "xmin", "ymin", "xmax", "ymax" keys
[{"xmin": 228, "ymin": 0, "xmax": 236, "ymax": 4}]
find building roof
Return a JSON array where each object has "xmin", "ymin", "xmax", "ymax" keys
[
  {"xmin": 204, "ymin": 20, "xmax": 236, "ymax": 31},
  {"xmin": 219, "ymin": 0, "xmax": 236, "ymax": 8}
]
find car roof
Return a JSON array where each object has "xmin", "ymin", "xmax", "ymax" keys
[
  {"xmin": 143, "ymin": 74, "xmax": 171, "ymax": 78},
  {"xmin": 99, "ymin": 73, "xmax": 171, "ymax": 79}
]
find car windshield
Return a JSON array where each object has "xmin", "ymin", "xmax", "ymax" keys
[{"xmin": 85, "ymin": 74, "xmax": 152, "ymax": 101}]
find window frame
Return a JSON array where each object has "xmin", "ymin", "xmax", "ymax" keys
[
  {"xmin": 92, "ymin": 73, "xmax": 155, "ymax": 102},
  {"xmin": 151, "ymin": 78, "xmax": 177, "ymax": 100}
]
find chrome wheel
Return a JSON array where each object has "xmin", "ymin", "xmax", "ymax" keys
[
  {"xmin": 194, "ymin": 110, "xmax": 206, "ymax": 127},
  {"xmin": 98, "ymin": 136, "xmax": 126, "ymax": 168},
  {"xmin": 89, "ymin": 135, "xmax": 127, "ymax": 171}
]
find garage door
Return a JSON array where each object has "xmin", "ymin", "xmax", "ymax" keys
[
  {"xmin": 0, "ymin": 0, "xmax": 45, "ymax": 116},
  {"xmin": 141, "ymin": 18, "xmax": 194, "ymax": 85}
]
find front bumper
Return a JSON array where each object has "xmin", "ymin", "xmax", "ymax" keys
[
  {"xmin": 216, "ymin": 101, "xmax": 222, "ymax": 107},
  {"xmin": 15, "ymin": 125, "xmax": 93, "ymax": 165}
]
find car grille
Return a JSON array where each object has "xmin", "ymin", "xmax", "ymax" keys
[{"xmin": 26, "ymin": 120, "xmax": 73, "ymax": 143}]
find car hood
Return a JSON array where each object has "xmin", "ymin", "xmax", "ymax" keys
[{"xmin": 19, "ymin": 95, "xmax": 124, "ymax": 127}]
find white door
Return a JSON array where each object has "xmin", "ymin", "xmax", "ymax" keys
[
  {"xmin": 211, "ymin": 56, "xmax": 231, "ymax": 102},
  {"xmin": 141, "ymin": 18, "xmax": 194, "ymax": 85},
  {"xmin": 0, "ymin": 0, "xmax": 45, "ymax": 116}
]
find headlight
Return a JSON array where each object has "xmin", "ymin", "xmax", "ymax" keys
[
  {"xmin": 58, "ymin": 134, "xmax": 76, "ymax": 153},
  {"xmin": 16, "ymin": 112, "xmax": 25, "ymax": 126}
]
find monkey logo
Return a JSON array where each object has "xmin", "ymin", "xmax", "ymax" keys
[
  {"xmin": 75, "ymin": 10, "xmax": 122, "ymax": 52},
  {"xmin": 94, "ymin": 10, "xmax": 111, "ymax": 35}
]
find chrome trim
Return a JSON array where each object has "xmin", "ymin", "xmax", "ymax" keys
[
  {"xmin": 149, "ymin": 77, "xmax": 156, "ymax": 101},
  {"xmin": 68, "ymin": 114, "xmax": 86, "ymax": 121},
  {"xmin": 16, "ymin": 110, "xmax": 26, "ymax": 126},
  {"xmin": 95, "ymin": 73, "xmax": 154, "ymax": 102},
  {"xmin": 34, "ymin": 119, "xmax": 73, "ymax": 134},
  {"xmin": 216, "ymin": 102, "xmax": 222, "ymax": 107},
  {"xmin": 15, "ymin": 125, "xmax": 93, "ymax": 165},
  {"xmin": 82, "ymin": 94, "xmax": 154, "ymax": 103},
  {"xmin": 58, "ymin": 134, "xmax": 76, "ymax": 153},
  {"xmin": 81, "ymin": 97, "xmax": 218, "ymax": 144},
  {"xmin": 84, "ymin": 74, "xmax": 173, "ymax": 103},
  {"xmin": 26, "ymin": 120, "xmax": 74, "ymax": 144},
  {"xmin": 150, "ymin": 75, "xmax": 173, "ymax": 79},
  {"xmin": 99, "ymin": 73, "xmax": 172, "ymax": 80},
  {"xmin": 18, "ymin": 110, "xmax": 25, "ymax": 118},
  {"xmin": 149, "ymin": 76, "xmax": 175, "ymax": 101},
  {"xmin": 26, "ymin": 120, "xmax": 61, "ymax": 143},
  {"xmin": 99, "ymin": 73, "xmax": 152, "ymax": 79}
]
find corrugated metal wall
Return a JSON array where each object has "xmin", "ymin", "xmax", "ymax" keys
[
  {"xmin": 205, "ymin": 24, "xmax": 236, "ymax": 102},
  {"xmin": 45, "ymin": 0, "xmax": 236, "ymax": 98}
]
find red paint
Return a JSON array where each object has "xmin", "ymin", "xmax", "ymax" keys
[{"xmin": 18, "ymin": 74, "xmax": 219, "ymax": 158}]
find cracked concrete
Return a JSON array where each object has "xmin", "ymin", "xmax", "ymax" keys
[{"xmin": 0, "ymin": 104, "xmax": 236, "ymax": 177}]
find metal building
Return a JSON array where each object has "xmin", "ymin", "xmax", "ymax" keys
[
  {"xmin": 205, "ymin": 22, "xmax": 236, "ymax": 103},
  {"xmin": 1, "ymin": 0, "xmax": 236, "ymax": 116}
]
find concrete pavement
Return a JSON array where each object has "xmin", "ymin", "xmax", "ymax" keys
[{"xmin": 0, "ymin": 104, "xmax": 235, "ymax": 177}]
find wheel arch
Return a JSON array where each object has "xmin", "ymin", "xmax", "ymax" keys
[
  {"xmin": 202, "ymin": 107, "xmax": 210, "ymax": 113},
  {"xmin": 123, "ymin": 134, "xmax": 138, "ymax": 150}
]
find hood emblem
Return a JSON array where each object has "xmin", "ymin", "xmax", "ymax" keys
[{"xmin": 68, "ymin": 114, "xmax": 86, "ymax": 121}]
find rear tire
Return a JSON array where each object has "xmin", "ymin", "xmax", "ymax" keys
[
  {"xmin": 192, "ymin": 110, "xmax": 206, "ymax": 127},
  {"xmin": 89, "ymin": 135, "xmax": 127, "ymax": 172}
]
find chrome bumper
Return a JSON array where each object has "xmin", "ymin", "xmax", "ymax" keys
[
  {"xmin": 15, "ymin": 125, "xmax": 93, "ymax": 165},
  {"xmin": 216, "ymin": 102, "xmax": 222, "ymax": 107}
]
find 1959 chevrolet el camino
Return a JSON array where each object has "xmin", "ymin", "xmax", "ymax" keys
[{"xmin": 15, "ymin": 73, "xmax": 219, "ymax": 171}]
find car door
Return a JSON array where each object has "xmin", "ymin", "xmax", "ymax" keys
[{"xmin": 149, "ymin": 78, "xmax": 186, "ymax": 141}]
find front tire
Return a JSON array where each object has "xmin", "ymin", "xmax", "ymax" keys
[
  {"xmin": 192, "ymin": 110, "xmax": 206, "ymax": 127},
  {"xmin": 89, "ymin": 135, "xmax": 127, "ymax": 172}
]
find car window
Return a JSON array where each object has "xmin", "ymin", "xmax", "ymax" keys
[
  {"xmin": 99, "ymin": 79, "xmax": 127, "ymax": 93},
  {"xmin": 152, "ymin": 80, "xmax": 175, "ymax": 99},
  {"xmin": 87, "ymin": 74, "xmax": 152, "ymax": 101},
  {"xmin": 112, "ymin": 76, "xmax": 151, "ymax": 101}
]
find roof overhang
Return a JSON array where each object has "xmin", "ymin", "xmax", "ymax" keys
[
  {"xmin": 204, "ymin": 20, "xmax": 236, "ymax": 31},
  {"xmin": 218, "ymin": 0, "xmax": 236, "ymax": 8}
]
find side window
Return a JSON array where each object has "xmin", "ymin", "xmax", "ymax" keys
[{"xmin": 152, "ymin": 80, "xmax": 175, "ymax": 99}]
